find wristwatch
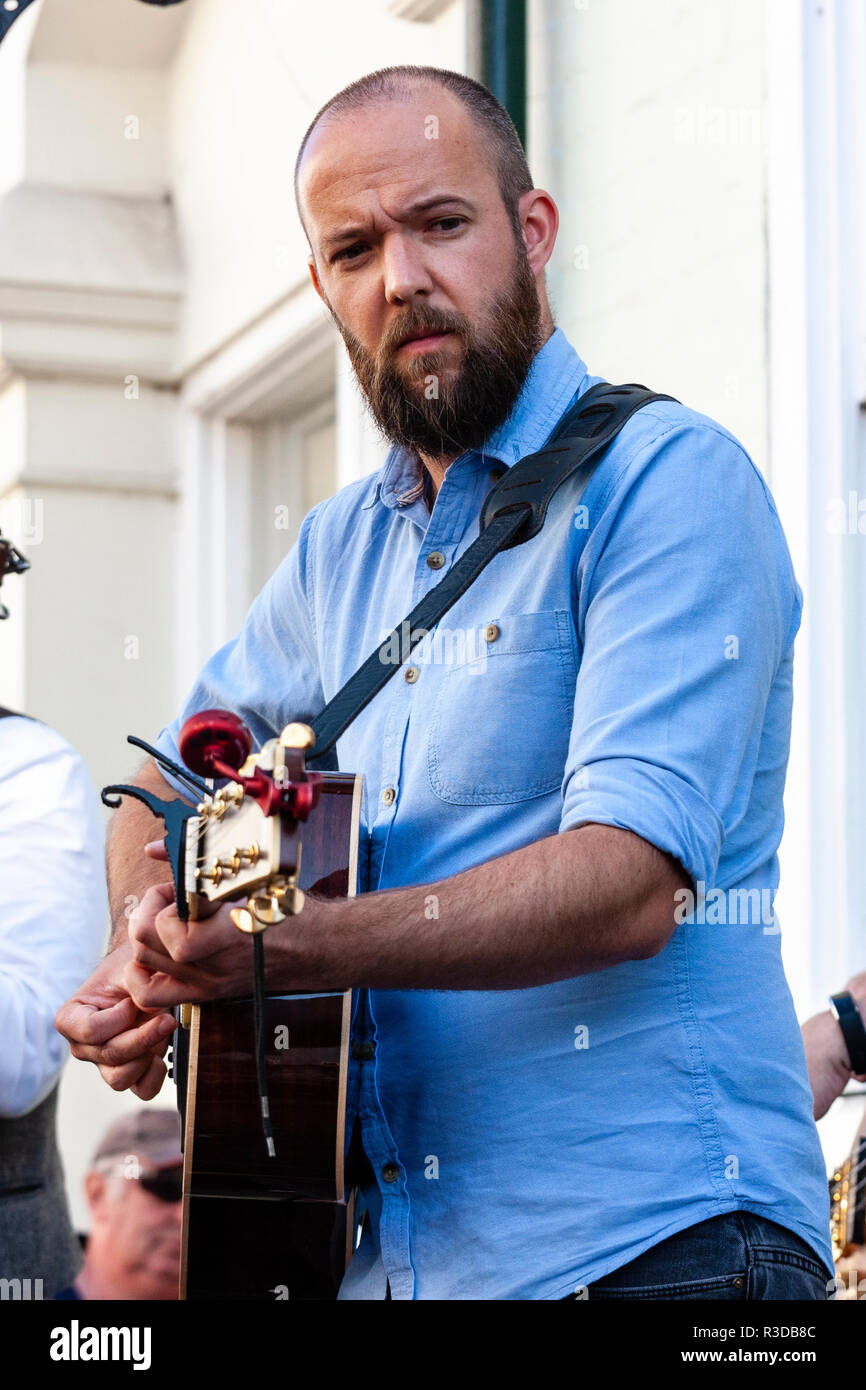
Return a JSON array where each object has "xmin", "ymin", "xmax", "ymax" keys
[{"xmin": 829, "ymin": 992, "xmax": 866, "ymax": 1075}]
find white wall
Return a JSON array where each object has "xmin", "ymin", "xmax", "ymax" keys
[
  {"xmin": 26, "ymin": 63, "xmax": 170, "ymax": 195},
  {"xmin": 0, "ymin": 0, "xmax": 39, "ymax": 197},
  {"xmin": 167, "ymin": 0, "xmax": 466, "ymax": 374},
  {"xmin": 530, "ymin": 0, "xmax": 769, "ymax": 467},
  {"xmin": 21, "ymin": 379, "xmax": 180, "ymax": 791}
]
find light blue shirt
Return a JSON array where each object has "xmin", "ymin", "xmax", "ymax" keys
[{"xmin": 155, "ymin": 327, "xmax": 833, "ymax": 1299}]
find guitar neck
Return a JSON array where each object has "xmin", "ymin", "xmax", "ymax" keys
[
  {"xmin": 177, "ymin": 769, "xmax": 364, "ymax": 1301},
  {"xmin": 830, "ymin": 1128, "xmax": 866, "ymax": 1259}
]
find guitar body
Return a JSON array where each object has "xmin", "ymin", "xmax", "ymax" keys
[{"xmin": 177, "ymin": 770, "xmax": 364, "ymax": 1300}]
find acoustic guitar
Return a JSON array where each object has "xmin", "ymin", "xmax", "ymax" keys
[{"xmin": 104, "ymin": 711, "xmax": 364, "ymax": 1300}]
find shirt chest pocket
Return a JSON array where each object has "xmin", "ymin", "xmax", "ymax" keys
[{"xmin": 425, "ymin": 609, "xmax": 578, "ymax": 806}]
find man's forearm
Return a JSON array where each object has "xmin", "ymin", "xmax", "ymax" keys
[
  {"xmin": 276, "ymin": 823, "xmax": 686, "ymax": 992},
  {"xmin": 107, "ymin": 759, "xmax": 191, "ymax": 949}
]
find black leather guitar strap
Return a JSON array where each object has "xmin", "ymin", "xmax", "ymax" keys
[{"xmin": 307, "ymin": 380, "xmax": 678, "ymax": 760}]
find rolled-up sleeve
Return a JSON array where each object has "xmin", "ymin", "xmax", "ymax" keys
[{"xmin": 558, "ymin": 418, "xmax": 802, "ymax": 892}]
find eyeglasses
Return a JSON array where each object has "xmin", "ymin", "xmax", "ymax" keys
[
  {"xmin": 95, "ymin": 1156, "xmax": 184, "ymax": 1201},
  {"xmin": 137, "ymin": 1165, "xmax": 184, "ymax": 1204}
]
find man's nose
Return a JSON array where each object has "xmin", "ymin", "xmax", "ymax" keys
[{"xmin": 381, "ymin": 233, "xmax": 433, "ymax": 304}]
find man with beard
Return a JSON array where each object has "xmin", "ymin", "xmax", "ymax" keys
[{"xmin": 57, "ymin": 66, "xmax": 833, "ymax": 1301}]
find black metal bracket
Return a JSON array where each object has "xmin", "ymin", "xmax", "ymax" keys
[
  {"xmin": 126, "ymin": 734, "xmax": 212, "ymax": 799},
  {"xmin": 102, "ymin": 783, "xmax": 198, "ymax": 921}
]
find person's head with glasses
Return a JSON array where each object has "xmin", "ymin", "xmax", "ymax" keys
[{"xmin": 58, "ymin": 1109, "xmax": 183, "ymax": 1302}]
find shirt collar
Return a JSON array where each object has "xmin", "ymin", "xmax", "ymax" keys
[{"xmin": 361, "ymin": 326, "xmax": 591, "ymax": 512}]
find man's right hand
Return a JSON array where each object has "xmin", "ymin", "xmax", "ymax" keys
[{"xmin": 55, "ymin": 940, "xmax": 177, "ymax": 1100}]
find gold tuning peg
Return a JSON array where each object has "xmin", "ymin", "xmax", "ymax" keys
[
  {"xmin": 230, "ymin": 880, "xmax": 306, "ymax": 934},
  {"xmin": 280, "ymin": 886, "xmax": 305, "ymax": 915},
  {"xmin": 279, "ymin": 722, "xmax": 315, "ymax": 750},
  {"xmin": 230, "ymin": 906, "xmax": 260, "ymax": 934},
  {"xmin": 230, "ymin": 894, "xmax": 284, "ymax": 933}
]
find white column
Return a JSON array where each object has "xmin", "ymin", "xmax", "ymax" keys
[{"xmin": 766, "ymin": 0, "xmax": 866, "ymax": 1016}]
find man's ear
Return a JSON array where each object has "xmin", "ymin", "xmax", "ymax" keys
[
  {"xmin": 308, "ymin": 254, "xmax": 325, "ymax": 302},
  {"xmin": 84, "ymin": 1170, "xmax": 108, "ymax": 1217}
]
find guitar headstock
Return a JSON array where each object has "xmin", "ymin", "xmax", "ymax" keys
[
  {"xmin": 103, "ymin": 711, "xmax": 323, "ymax": 933},
  {"xmin": 178, "ymin": 712, "xmax": 322, "ymax": 932}
]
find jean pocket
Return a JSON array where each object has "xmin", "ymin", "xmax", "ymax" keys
[
  {"xmin": 745, "ymin": 1254, "xmax": 832, "ymax": 1300},
  {"xmin": 426, "ymin": 610, "xmax": 577, "ymax": 806},
  {"xmin": 587, "ymin": 1271, "xmax": 748, "ymax": 1301}
]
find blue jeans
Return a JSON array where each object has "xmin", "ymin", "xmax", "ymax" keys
[{"xmin": 565, "ymin": 1212, "xmax": 832, "ymax": 1300}]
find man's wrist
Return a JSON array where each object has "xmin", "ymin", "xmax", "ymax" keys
[
  {"xmin": 108, "ymin": 919, "xmax": 131, "ymax": 952},
  {"xmin": 802, "ymin": 1010, "xmax": 853, "ymax": 1120},
  {"xmin": 829, "ymin": 991, "xmax": 866, "ymax": 1075},
  {"xmin": 264, "ymin": 893, "xmax": 348, "ymax": 993}
]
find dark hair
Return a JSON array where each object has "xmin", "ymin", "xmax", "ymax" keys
[{"xmin": 293, "ymin": 65, "xmax": 534, "ymax": 249}]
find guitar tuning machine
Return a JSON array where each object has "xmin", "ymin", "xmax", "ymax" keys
[
  {"xmin": 279, "ymin": 722, "xmax": 316, "ymax": 751},
  {"xmin": 198, "ymin": 783, "xmax": 245, "ymax": 821},
  {"xmin": 229, "ymin": 879, "xmax": 306, "ymax": 934},
  {"xmin": 197, "ymin": 844, "xmax": 261, "ymax": 886},
  {"xmin": 281, "ymin": 884, "xmax": 306, "ymax": 916}
]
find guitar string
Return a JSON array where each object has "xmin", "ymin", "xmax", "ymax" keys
[
  {"xmin": 187, "ymin": 798, "xmax": 277, "ymax": 1160},
  {"xmin": 830, "ymin": 1149, "xmax": 866, "ymax": 1203},
  {"xmin": 189, "ymin": 787, "xmax": 300, "ymax": 878},
  {"xmin": 828, "ymin": 1141, "xmax": 866, "ymax": 1261},
  {"xmin": 830, "ymin": 1136, "xmax": 866, "ymax": 1185}
]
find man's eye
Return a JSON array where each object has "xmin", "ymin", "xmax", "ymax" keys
[
  {"xmin": 332, "ymin": 218, "xmax": 464, "ymax": 264},
  {"xmin": 333, "ymin": 243, "xmax": 367, "ymax": 263}
]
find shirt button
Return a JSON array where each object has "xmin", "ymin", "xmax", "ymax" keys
[
  {"xmin": 484, "ymin": 623, "xmax": 500, "ymax": 643},
  {"xmin": 404, "ymin": 666, "xmax": 419, "ymax": 683},
  {"xmin": 382, "ymin": 787, "xmax": 396, "ymax": 806},
  {"xmin": 426, "ymin": 550, "xmax": 445, "ymax": 569},
  {"xmin": 351, "ymin": 1040, "xmax": 376, "ymax": 1061},
  {"xmin": 381, "ymin": 1163, "xmax": 401, "ymax": 1184}
]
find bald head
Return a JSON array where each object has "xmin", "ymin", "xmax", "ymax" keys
[{"xmin": 294, "ymin": 65, "xmax": 533, "ymax": 252}]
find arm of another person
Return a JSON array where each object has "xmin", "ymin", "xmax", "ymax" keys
[
  {"xmin": 0, "ymin": 721, "xmax": 107, "ymax": 1116},
  {"xmin": 802, "ymin": 971, "xmax": 866, "ymax": 1120}
]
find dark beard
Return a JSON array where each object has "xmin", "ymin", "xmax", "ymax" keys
[{"xmin": 327, "ymin": 240, "xmax": 543, "ymax": 462}]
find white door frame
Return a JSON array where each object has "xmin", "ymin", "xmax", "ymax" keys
[
  {"xmin": 174, "ymin": 286, "xmax": 339, "ymax": 691},
  {"xmin": 766, "ymin": 0, "xmax": 866, "ymax": 1014}
]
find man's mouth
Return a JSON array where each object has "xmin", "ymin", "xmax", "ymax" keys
[{"xmin": 397, "ymin": 330, "xmax": 453, "ymax": 353}]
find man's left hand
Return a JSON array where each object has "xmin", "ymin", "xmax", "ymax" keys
[{"xmin": 125, "ymin": 881, "xmax": 260, "ymax": 1008}]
